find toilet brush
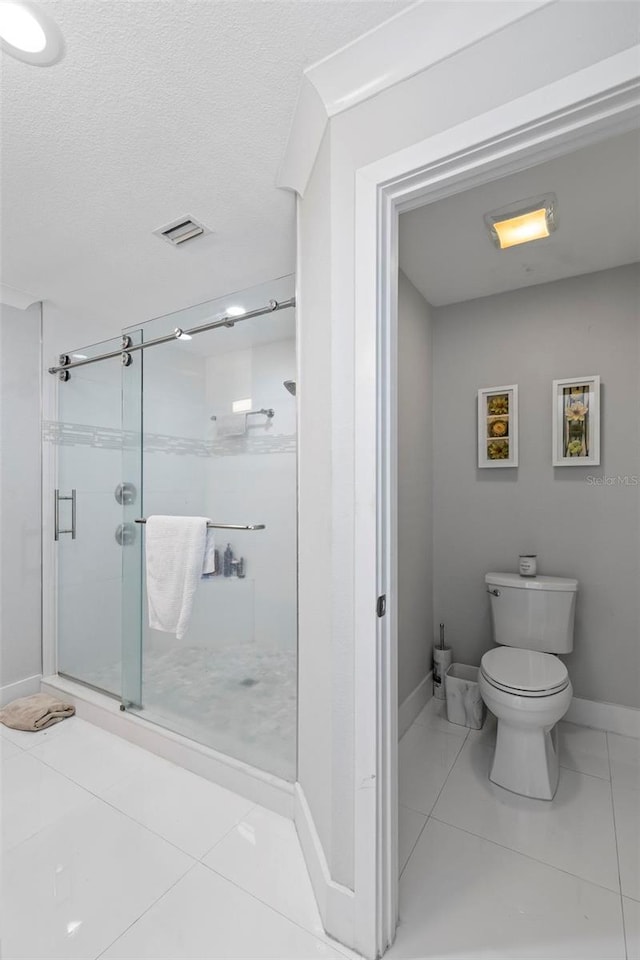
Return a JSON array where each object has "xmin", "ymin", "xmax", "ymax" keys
[{"xmin": 433, "ymin": 623, "xmax": 453, "ymax": 701}]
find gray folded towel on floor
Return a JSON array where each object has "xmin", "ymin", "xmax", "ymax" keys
[{"xmin": 0, "ymin": 693, "xmax": 75, "ymax": 731}]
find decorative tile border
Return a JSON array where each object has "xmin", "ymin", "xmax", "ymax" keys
[
  {"xmin": 43, "ymin": 420, "xmax": 296, "ymax": 458},
  {"xmin": 43, "ymin": 420, "xmax": 124, "ymax": 450},
  {"xmin": 210, "ymin": 434, "xmax": 297, "ymax": 457}
]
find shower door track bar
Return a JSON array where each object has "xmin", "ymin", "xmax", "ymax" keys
[
  {"xmin": 48, "ymin": 297, "xmax": 296, "ymax": 378},
  {"xmin": 134, "ymin": 518, "xmax": 266, "ymax": 531}
]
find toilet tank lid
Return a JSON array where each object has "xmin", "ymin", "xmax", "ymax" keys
[{"xmin": 485, "ymin": 572, "xmax": 578, "ymax": 592}]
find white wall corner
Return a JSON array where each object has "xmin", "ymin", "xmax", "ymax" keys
[
  {"xmin": 293, "ymin": 783, "xmax": 359, "ymax": 954},
  {"xmin": 0, "ymin": 285, "xmax": 40, "ymax": 311},
  {"xmin": 276, "ymin": 76, "xmax": 328, "ymax": 197}
]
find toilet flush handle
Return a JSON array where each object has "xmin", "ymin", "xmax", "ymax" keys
[{"xmin": 487, "ymin": 588, "xmax": 501, "ymax": 597}]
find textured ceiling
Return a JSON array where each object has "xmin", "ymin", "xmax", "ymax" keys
[
  {"xmin": 399, "ymin": 129, "xmax": 640, "ymax": 307},
  {"xmin": 0, "ymin": 0, "xmax": 407, "ymax": 339}
]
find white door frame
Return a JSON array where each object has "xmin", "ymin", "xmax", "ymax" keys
[{"xmin": 353, "ymin": 49, "xmax": 640, "ymax": 957}]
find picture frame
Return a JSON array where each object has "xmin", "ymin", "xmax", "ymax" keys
[
  {"xmin": 477, "ymin": 384, "xmax": 518, "ymax": 468},
  {"xmin": 552, "ymin": 375, "xmax": 600, "ymax": 466}
]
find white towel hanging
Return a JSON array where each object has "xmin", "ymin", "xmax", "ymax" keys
[{"xmin": 145, "ymin": 516, "xmax": 209, "ymax": 639}]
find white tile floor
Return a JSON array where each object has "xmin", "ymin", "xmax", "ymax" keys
[
  {"xmin": 0, "ymin": 717, "xmax": 350, "ymax": 960},
  {"xmin": 390, "ymin": 699, "xmax": 640, "ymax": 960},
  {"xmin": 2, "ymin": 706, "xmax": 638, "ymax": 960}
]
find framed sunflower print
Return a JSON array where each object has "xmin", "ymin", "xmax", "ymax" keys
[
  {"xmin": 478, "ymin": 384, "xmax": 518, "ymax": 468},
  {"xmin": 552, "ymin": 375, "xmax": 600, "ymax": 466}
]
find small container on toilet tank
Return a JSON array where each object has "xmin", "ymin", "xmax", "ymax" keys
[{"xmin": 519, "ymin": 555, "xmax": 537, "ymax": 577}]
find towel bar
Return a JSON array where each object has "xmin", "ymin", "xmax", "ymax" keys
[{"xmin": 134, "ymin": 518, "xmax": 265, "ymax": 531}]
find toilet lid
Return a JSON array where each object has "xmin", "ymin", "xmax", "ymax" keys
[{"xmin": 481, "ymin": 647, "xmax": 569, "ymax": 694}]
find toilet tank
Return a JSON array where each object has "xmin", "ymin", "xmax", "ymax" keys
[{"xmin": 485, "ymin": 572, "xmax": 578, "ymax": 654}]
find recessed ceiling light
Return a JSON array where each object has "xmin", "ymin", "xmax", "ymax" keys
[
  {"xmin": 226, "ymin": 305, "xmax": 246, "ymax": 317},
  {"xmin": 0, "ymin": 1, "xmax": 64, "ymax": 65},
  {"xmin": 484, "ymin": 194, "xmax": 557, "ymax": 250}
]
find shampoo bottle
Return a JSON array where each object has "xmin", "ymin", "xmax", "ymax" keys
[{"xmin": 223, "ymin": 543, "xmax": 233, "ymax": 577}]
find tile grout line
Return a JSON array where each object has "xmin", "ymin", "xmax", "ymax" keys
[
  {"xmin": 399, "ymin": 719, "xmax": 469, "ymax": 877},
  {"xmin": 196, "ymin": 802, "xmax": 258, "ymax": 862},
  {"xmin": 198, "ymin": 858, "xmax": 356, "ymax": 958},
  {"xmin": 8, "ymin": 728, "xmax": 254, "ymax": 865},
  {"xmin": 94, "ymin": 860, "xmax": 199, "ymax": 960},
  {"xmin": 557, "ymin": 761, "xmax": 611, "ymax": 782},
  {"xmin": 429, "ymin": 813, "xmax": 623, "ymax": 898},
  {"xmin": 399, "ymin": 807, "xmax": 429, "ymax": 880},
  {"xmin": 9, "ymin": 738, "xmax": 343, "ymax": 954},
  {"xmin": 1, "ymin": 727, "xmax": 68, "ymax": 754},
  {"xmin": 606, "ymin": 731, "xmax": 629, "ymax": 959},
  {"xmin": 404, "ymin": 717, "xmax": 625, "ymax": 897}
]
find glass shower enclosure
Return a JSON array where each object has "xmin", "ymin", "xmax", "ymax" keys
[{"xmin": 52, "ymin": 277, "xmax": 297, "ymax": 781}]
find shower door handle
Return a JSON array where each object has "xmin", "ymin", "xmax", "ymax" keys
[{"xmin": 54, "ymin": 489, "xmax": 77, "ymax": 540}]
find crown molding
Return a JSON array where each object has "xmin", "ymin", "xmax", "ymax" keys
[
  {"xmin": 0, "ymin": 284, "xmax": 40, "ymax": 310},
  {"xmin": 278, "ymin": 0, "xmax": 555, "ymax": 195}
]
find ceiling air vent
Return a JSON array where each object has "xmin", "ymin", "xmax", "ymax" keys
[{"xmin": 153, "ymin": 215, "xmax": 211, "ymax": 247}]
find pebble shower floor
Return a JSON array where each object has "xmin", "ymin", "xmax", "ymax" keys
[{"xmin": 86, "ymin": 642, "xmax": 297, "ymax": 781}]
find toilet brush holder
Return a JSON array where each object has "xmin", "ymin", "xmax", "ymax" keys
[{"xmin": 433, "ymin": 646, "xmax": 453, "ymax": 700}]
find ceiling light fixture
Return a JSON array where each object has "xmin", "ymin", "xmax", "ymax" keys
[
  {"xmin": 226, "ymin": 305, "xmax": 246, "ymax": 317},
  {"xmin": 0, "ymin": 1, "xmax": 64, "ymax": 65},
  {"xmin": 484, "ymin": 194, "xmax": 557, "ymax": 250}
]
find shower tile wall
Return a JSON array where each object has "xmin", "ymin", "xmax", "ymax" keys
[
  {"xmin": 140, "ymin": 346, "xmax": 208, "ymax": 521},
  {"xmin": 135, "ymin": 333, "xmax": 297, "ymax": 780},
  {"xmin": 138, "ymin": 345, "xmax": 208, "ymax": 669},
  {"xmin": 203, "ymin": 338, "xmax": 297, "ymax": 653},
  {"xmin": 140, "ymin": 337, "xmax": 297, "ymax": 658}
]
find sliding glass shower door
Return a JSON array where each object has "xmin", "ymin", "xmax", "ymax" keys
[
  {"xmin": 54, "ymin": 337, "xmax": 129, "ymax": 696},
  {"xmin": 122, "ymin": 277, "xmax": 297, "ymax": 780},
  {"xmin": 53, "ymin": 279, "xmax": 297, "ymax": 780}
]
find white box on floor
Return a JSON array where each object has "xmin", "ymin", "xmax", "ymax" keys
[{"xmin": 445, "ymin": 664, "xmax": 486, "ymax": 729}]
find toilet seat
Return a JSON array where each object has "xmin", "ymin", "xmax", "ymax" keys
[{"xmin": 481, "ymin": 647, "xmax": 569, "ymax": 698}]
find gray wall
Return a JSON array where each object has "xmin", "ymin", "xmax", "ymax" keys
[
  {"xmin": 431, "ymin": 264, "xmax": 640, "ymax": 708},
  {"xmin": 398, "ymin": 271, "xmax": 434, "ymax": 704},
  {"xmin": 0, "ymin": 302, "xmax": 42, "ymax": 697}
]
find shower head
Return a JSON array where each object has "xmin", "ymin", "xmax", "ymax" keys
[{"xmin": 283, "ymin": 380, "xmax": 296, "ymax": 397}]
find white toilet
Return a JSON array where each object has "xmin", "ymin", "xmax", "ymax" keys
[{"xmin": 479, "ymin": 571, "xmax": 578, "ymax": 800}]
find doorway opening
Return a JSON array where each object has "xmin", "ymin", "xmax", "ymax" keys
[
  {"xmin": 350, "ymin": 66, "xmax": 640, "ymax": 958},
  {"xmin": 390, "ymin": 126, "xmax": 639, "ymax": 957}
]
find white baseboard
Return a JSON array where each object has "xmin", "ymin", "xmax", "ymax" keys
[
  {"xmin": 397, "ymin": 676, "xmax": 640, "ymax": 741},
  {"xmin": 41, "ymin": 675, "xmax": 295, "ymax": 817},
  {"xmin": 398, "ymin": 671, "xmax": 432, "ymax": 739},
  {"xmin": 566, "ymin": 695, "xmax": 640, "ymax": 739},
  {"xmin": 1, "ymin": 674, "xmax": 42, "ymax": 708},
  {"xmin": 294, "ymin": 783, "xmax": 356, "ymax": 951}
]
